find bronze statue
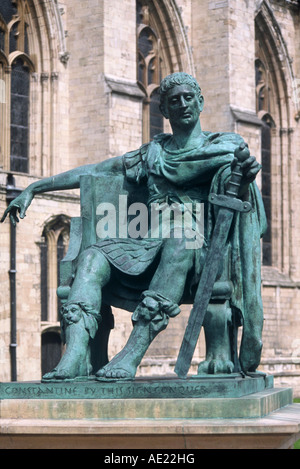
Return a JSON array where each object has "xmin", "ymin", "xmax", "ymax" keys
[{"xmin": 1, "ymin": 73, "xmax": 266, "ymax": 381}]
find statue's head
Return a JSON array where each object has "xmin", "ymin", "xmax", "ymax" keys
[
  {"xmin": 61, "ymin": 303, "xmax": 83, "ymax": 324},
  {"xmin": 159, "ymin": 72, "xmax": 203, "ymax": 119},
  {"xmin": 60, "ymin": 301, "xmax": 101, "ymax": 325}
]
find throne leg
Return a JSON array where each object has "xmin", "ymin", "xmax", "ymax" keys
[
  {"xmin": 198, "ymin": 299, "xmax": 235, "ymax": 374},
  {"xmin": 197, "ymin": 242, "xmax": 240, "ymax": 375}
]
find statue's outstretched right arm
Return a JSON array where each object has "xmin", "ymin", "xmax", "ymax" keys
[{"xmin": 1, "ymin": 155, "xmax": 124, "ymax": 226}]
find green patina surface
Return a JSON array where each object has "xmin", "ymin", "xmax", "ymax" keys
[
  {"xmin": 0, "ymin": 376, "xmax": 290, "ymax": 421},
  {"xmin": 0, "ymin": 374, "xmax": 273, "ymax": 401},
  {"xmin": 1, "ymin": 73, "xmax": 266, "ymax": 398}
]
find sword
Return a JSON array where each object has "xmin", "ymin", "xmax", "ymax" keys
[{"xmin": 175, "ymin": 143, "xmax": 253, "ymax": 379}]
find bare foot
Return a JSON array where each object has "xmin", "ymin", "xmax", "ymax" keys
[
  {"xmin": 42, "ymin": 356, "xmax": 92, "ymax": 381},
  {"xmin": 42, "ymin": 304, "xmax": 93, "ymax": 381},
  {"xmin": 96, "ymin": 352, "xmax": 138, "ymax": 380}
]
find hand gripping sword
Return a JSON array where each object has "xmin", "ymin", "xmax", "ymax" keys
[{"xmin": 175, "ymin": 143, "xmax": 253, "ymax": 379}]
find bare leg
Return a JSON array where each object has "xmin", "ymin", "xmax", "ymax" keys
[
  {"xmin": 97, "ymin": 297, "xmax": 160, "ymax": 380},
  {"xmin": 43, "ymin": 248, "xmax": 111, "ymax": 380},
  {"xmin": 148, "ymin": 237, "xmax": 194, "ymax": 304},
  {"xmin": 68, "ymin": 248, "xmax": 111, "ymax": 310},
  {"xmin": 96, "ymin": 238, "xmax": 192, "ymax": 380}
]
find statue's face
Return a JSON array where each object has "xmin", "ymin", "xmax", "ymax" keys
[
  {"xmin": 136, "ymin": 297, "xmax": 160, "ymax": 321},
  {"xmin": 164, "ymin": 84, "xmax": 203, "ymax": 129},
  {"xmin": 62, "ymin": 304, "xmax": 82, "ymax": 324}
]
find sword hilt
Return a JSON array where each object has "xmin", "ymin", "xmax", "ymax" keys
[{"xmin": 226, "ymin": 143, "xmax": 250, "ymax": 198}]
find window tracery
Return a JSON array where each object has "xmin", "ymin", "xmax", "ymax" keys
[
  {"xmin": 255, "ymin": 6, "xmax": 291, "ymax": 272},
  {"xmin": 137, "ymin": 1, "xmax": 163, "ymax": 142},
  {"xmin": 0, "ymin": 0, "xmax": 34, "ymax": 173},
  {"xmin": 255, "ymin": 56, "xmax": 275, "ymax": 267}
]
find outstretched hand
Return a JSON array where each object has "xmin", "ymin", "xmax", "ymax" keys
[{"xmin": 0, "ymin": 189, "xmax": 33, "ymax": 227}]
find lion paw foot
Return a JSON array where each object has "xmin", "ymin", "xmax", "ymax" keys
[{"xmin": 197, "ymin": 358, "xmax": 234, "ymax": 375}]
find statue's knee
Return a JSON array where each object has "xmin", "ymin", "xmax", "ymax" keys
[
  {"xmin": 177, "ymin": 243, "xmax": 194, "ymax": 269},
  {"xmin": 78, "ymin": 248, "xmax": 110, "ymax": 280},
  {"xmin": 164, "ymin": 238, "xmax": 193, "ymax": 265},
  {"xmin": 78, "ymin": 248, "xmax": 99, "ymax": 266}
]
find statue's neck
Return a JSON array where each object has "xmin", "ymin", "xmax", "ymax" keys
[{"xmin": 169, "ymin": 120, "xmax": 203, "ymax": 151}]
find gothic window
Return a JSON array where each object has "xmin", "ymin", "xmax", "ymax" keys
[
  {"xmin": 255, "ymin": 59, "xmax": 273, "ymax": 115},
  {"xmin": 261, "ymin": 118, "xmax": 272, "ymax": 266},
  {"xmin": 41, "ymin": 330, "xmax": 63, "ymax": 377},
  {"xmin": 40, "ymin": 237, "xmax": 48, "ymax": 322},
  {"xmin": 255, "ymin": 58, "xmax": 274, "ymax": 266},
  {"xmin": 0, "ymin": 0, "xmax": 34, "ymax": 173},
  {"xmin": 40, "ymin": 216, "xmax": 70, "ymax": 323},
  {"xmin": 10, "ymin": 58, "xmax": 30, "ymax": 172},
  {"xmin": 136, "ymin": 1, "xmax": 163, "ymax": 142}
]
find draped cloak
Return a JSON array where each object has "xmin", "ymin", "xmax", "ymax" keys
[{"xmin": 97, "ymin": 131, "xmax": 267, "ymax": 370}]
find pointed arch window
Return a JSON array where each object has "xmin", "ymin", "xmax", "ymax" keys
[
  {"xmin": 10, "ymin": 57, "xmax": 30, "ymax": 172},
  {"xmin": 260, "ymin": 115, "xmax": 274, "ymax": 266},
  {"xmin": 40, "ymin": 216, "xmax": 70, "ymax": 323},
  {"xmin": 136, "ymin": 1, "xmax": 163, "ymax": 142},
  {"xmin": 40, "ymin": 216, "xmax": 70, "ymax": 379},
  {"xmin": 0, "ymin": 0, "xmax": 34, "ymax": 173},
  {"xmin": 41, "ymin": 330, "xmax": 63, "ymax": 377},
  {"xmin": 255, "ymin": 58, "xmax": 275, "ymax": 266}
]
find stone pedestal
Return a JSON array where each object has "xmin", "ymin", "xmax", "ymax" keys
[{"xmin": 0, "ymin": 376, "xmax": 300, "ymax": 449}]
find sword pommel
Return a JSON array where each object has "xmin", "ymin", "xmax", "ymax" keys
[{"xmin": 234, "ymin": 142, "xmax": 250, "ymax": 162}]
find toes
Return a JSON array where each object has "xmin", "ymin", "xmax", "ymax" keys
[
  {"xmin": 42, "ymin": 368, "xmax": 58, "ymax": 380},
  {"xmin": 42, "ymin": 368, "xmax": 74, "ymax": 380},
  {"xmin": 95, "ymin": 366, "xmax": 132, "ymax": 380}
]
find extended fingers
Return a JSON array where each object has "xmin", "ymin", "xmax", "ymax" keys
[
  {"xmin": 10, "ymin": 212, "xmax": 19, "ymax": 226},
  {"xmin": 0, "ymin": 209, "xmax": 8, "ymax": 223},
  {"xmin": 1, "ymin": 205, "xmax": 20, "ymax": 226}
]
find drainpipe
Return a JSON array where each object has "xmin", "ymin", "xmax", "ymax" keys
[{"xmin": 5, "ymin": 174, "xmax": 21, "ymax": 381}]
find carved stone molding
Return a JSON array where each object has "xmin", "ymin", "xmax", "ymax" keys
[
  {"xmin": 41, "ymin": 72, "xmax": 50, "ymax": 82},
  {"xmin": 104, "ymin": 75, "xmax": 145, "ymax": 99},
  {"xmin": 231, "ymin": 106, "xmax": 263, "ymax": 127}
]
